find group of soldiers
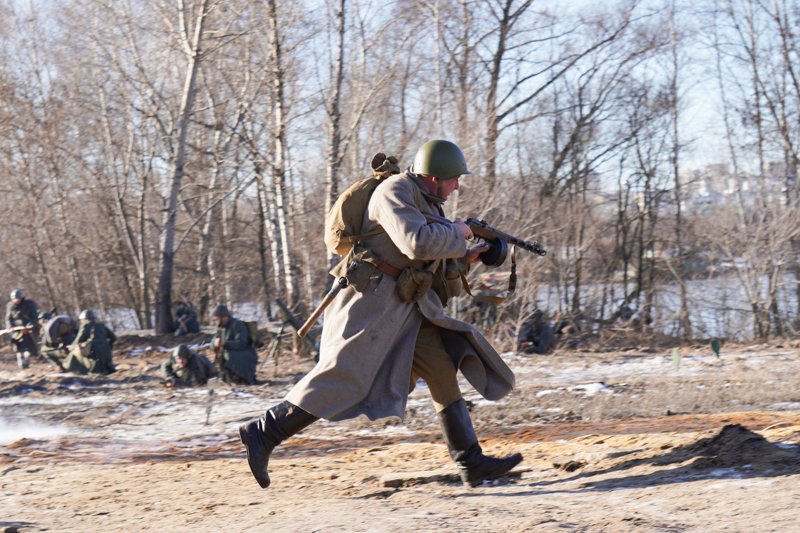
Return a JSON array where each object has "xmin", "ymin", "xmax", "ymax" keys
[
  {"xmin": 4, "ymin": 288, "xmax": 258, "ymax": 388},
  {"xmin": 162, "ymin": 303, "xmax": 258, "ymax": 387},
  {"xmin": 5, "ymin": 289, "xmax": 116, "ymax": 374}
]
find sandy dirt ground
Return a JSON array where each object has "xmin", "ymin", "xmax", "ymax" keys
[{"xmin": 2, "ymin": 332, "xmax": 800, "ymax": 532}]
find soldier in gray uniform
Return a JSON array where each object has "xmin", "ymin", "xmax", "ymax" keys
[
  {"xmin": 38, "ymin": 311, "xmax": 79, "ymax": 370},
  {"xmin": 65, "ymin": 309, "xmax": 117, "ymax": 375},
  {"xmin": 5, "ymin": 289, "xmax": 39, "ymax": 369},
  {"xmin": 210, "ymin": 305, "xmax": 257, "ymax": 385},
  {"xmin": 174, "ymin": 292, "xmax": 200, "ymax": 336},
  {"xmin": 162, "ymin": 344, "xmax": 216, "ymax": 387},
  {"xmin": 239, "ymin": 140, "xmax": 522, "ymax": 489}
]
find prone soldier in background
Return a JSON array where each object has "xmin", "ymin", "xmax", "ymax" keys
[
  {"xmin": 38, "ymin": 311, "xmax": 79, "ymax": 371},
  {"xmin": 65, "ymin": 309, "xmax": 117, "ymax": 375},
  {"xmin": 5, "ymin": 289, "xmax": 40, "ymax": 369},
  {"xmin": 162, "ymin": 344, "xmax": 216, "ymax": 387}
]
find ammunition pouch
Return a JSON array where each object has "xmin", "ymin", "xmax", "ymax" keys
[
  {"xmin": 345, "ymin": 257, "xmax": 381, "ymax": 292},
  {"xmin": 331, "ymin": 247, "xmax": 382, "ymax": 293},
  {"xmin": 396, "ymin": 267, "xmax": 434, "ymax": 303},
  {"xmin": 433, "ymin": 259, "xmax": 469, "ymax": 306}
]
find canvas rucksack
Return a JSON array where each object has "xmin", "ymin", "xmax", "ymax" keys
[
  {"xmin": 324, "ymin": 153, "xmax": 401, "ymax": 256},
  {"xmin": 245, "ymin": 321, "xmax": 264, "ymax": 349}
]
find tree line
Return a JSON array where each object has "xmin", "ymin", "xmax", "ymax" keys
[{"xmin": 0, "ymin": 0, "xmax": 798, "ymax": 343}]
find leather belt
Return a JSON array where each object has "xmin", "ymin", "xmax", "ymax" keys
[{"xmin": 376, "ymin": 261, "xmax": 402, "ymax": 277}]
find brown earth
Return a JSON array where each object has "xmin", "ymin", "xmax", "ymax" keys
[{"xmin": 1, "ymin": 335, "xmax": 800, "ymax": 532}]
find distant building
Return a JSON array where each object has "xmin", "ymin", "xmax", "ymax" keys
[{"xmin": 681, "ymin": 161, "xmax": 788, "ymax": 211}]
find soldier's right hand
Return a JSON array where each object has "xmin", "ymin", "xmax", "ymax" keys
[
  {"xmin": 454, "ymin": 219, "xmax": 473, "ymax": 240},
  {"xmin": 465, "ymin": 243, "xmax": 491, "ymax": 265}
]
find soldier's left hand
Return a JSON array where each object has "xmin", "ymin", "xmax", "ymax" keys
[{"xmin": 464, "ymin": 243, "xmax": 491, "ymax": 264}]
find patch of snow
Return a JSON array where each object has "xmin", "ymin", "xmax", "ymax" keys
[
  {"xmin": 351, "ymin": 425, "xmax": 415, "ymax": 438},
  {"xmin": 768, "ymin": 402, "xmax": 800, "ymax": 411},
  {"xmin": 524, "ymin": 349, "xmax": 798, "ymax": 390},
  {"xmin": 477, "ymin": 397, "xmax": 504, "ymax": 407},
  {"xmin": 536, "ymin": 389, "xmax": 562, "ymax": 397},
  {"xmin": 708, "ymin": 468, "xmax": 745, "ymax": 479},
  {"xmin": 569, "ymin": 383, "xmax": 613, "ymax": 396},
  {"xmin": 529, "ymin": 407, "xmax": 563, "ymax": 414},
  {"xmin": 0, "ymin": 394, "xmax": 117, "ymax": 406}
]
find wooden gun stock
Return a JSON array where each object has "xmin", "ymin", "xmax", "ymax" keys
[
  {"xmin": 0, "ymin": 325, "xmax": 30, "ymax": 337},
  {"xmin": 298, "ymin": 277, "xmax": 349, "ymax": 337}
]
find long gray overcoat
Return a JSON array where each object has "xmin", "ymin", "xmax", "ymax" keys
[{"xmin": 286, "ymin": 173, "xmax": 515, "ymax": 421}]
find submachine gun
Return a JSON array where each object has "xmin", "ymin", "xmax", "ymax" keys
[
  {"xmin": 424, "ymin": 213, "xmax": 546, "ymax": 266},
  {"xmin": 425, "ymin": 213, "xmax": 546, "ymax": 304},
  {"xmin": 298, "ymin": 214, "xmax": 546, "ymax": 337}
]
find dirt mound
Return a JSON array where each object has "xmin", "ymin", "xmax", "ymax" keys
[{"xmin": 686, "ymin": 424, "xmax": 800, "ymax": 470}]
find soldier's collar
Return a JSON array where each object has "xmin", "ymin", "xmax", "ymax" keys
[{"xmin": 406, "ymin": 170, "xmax": 446, "ymax": 204}]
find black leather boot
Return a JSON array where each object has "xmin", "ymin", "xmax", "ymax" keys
[
  {"xmin": 438, "ymin": 398, "xmax": 523, "ymax": 487},
  {"xmin": 239, "ymin": 401, "xmax": 318, "ymax": 488}
]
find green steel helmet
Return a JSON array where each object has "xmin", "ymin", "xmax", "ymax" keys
[
  {"xmin": 411, "ymin": 140, "xmax": 471, "ymax": 180},
  {"xmin": 79, "ymin": 309, "xmax": 96, "ymax": 321},
  {"xmin": 10, "ymin": 289, "xmax": 24, "ymax": 300}
]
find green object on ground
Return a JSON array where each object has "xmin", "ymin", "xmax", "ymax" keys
[{"xmin": 711, "ymin": 339, "xmax": 721, "ymax": 358}]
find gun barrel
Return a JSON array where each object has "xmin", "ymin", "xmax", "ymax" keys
[
  {"xmin": 506, "ymin": 235, "xmax": 547, "ymax": 256},
  {"xmin": 423, "ymin": 213, "xmax": 546, "ymax": 256},
  {"xmin": 466, "ymin": 218, "xmax": 546, "ymax": 256}
]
